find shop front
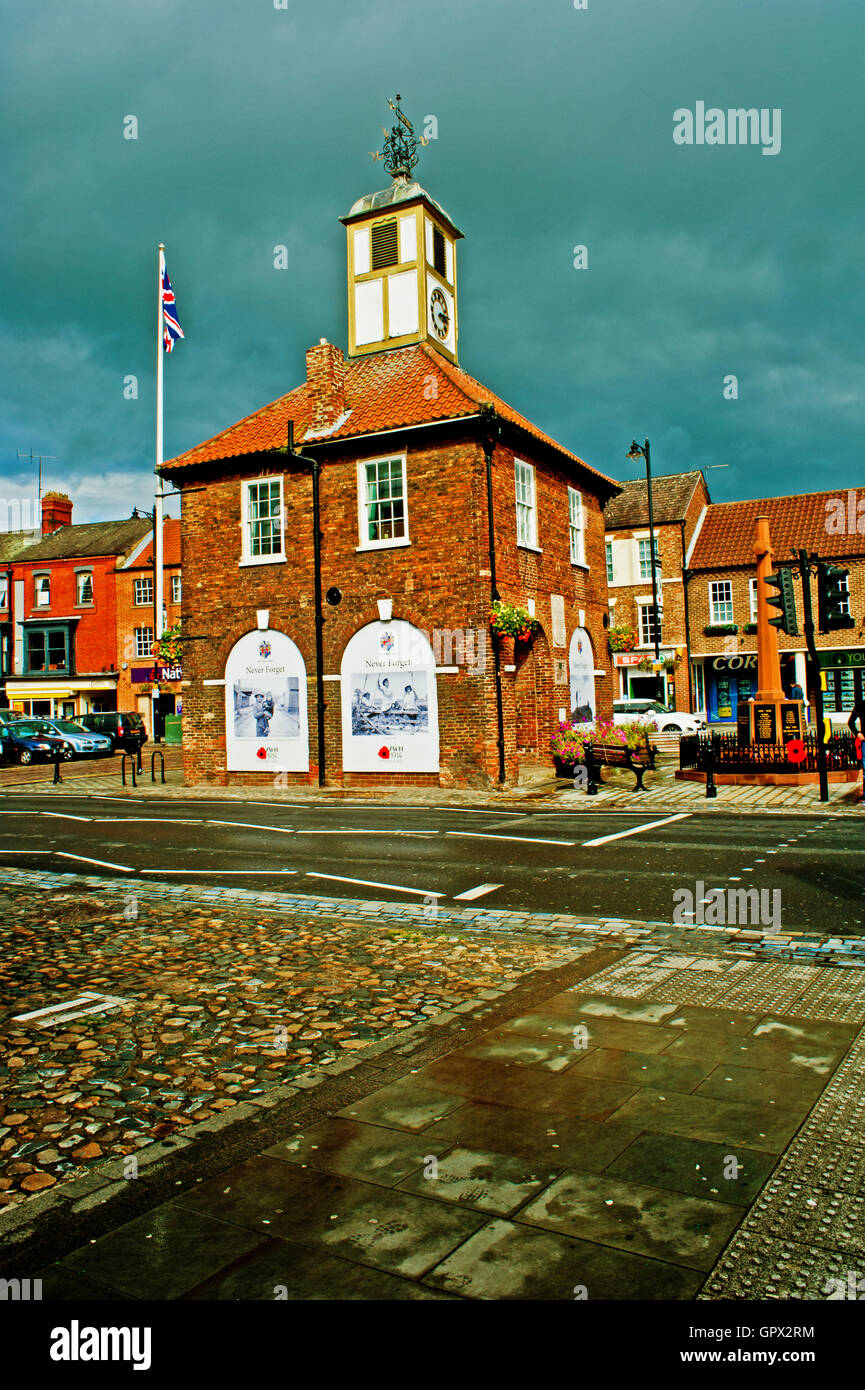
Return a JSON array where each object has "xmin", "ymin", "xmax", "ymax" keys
[
  {"xmin": 613, "ymin": 650, "xmax": 678, "ymax": 705},
  {"xmin": 700, "ymin": 652, "xmax": 797, "ymax": 725},
  {"xmin": 5, "ymin": 677, "xmax": 118, "ymax": 720},
  {"xmin": 818, "ymin": 649, "xmax": 865, "ymax": 723}
]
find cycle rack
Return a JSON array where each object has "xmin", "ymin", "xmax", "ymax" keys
[
  {"xmin": 120, "ymin": 753, "xmax": 137, "ymax": 788},
  {"xmin": 151, "ymin": 750, "xmax": 165, "ymax": 784}
]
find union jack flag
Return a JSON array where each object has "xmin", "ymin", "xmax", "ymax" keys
[{"xmin": 162, "ymin": 262, "xmax": 184, "ymax": 353}]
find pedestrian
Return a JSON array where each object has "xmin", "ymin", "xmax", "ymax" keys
[
  {"xmin": 790, "ymin": 680, "xmax": 804, "ymax": 701},
  {"xmin": 848, "ymin": 696, "xmax": 865, "ymax": 803}
]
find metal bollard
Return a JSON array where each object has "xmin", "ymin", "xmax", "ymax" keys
[{"xmin": 53, "ymin": 749, "xmax": 63, "ymax": 785}]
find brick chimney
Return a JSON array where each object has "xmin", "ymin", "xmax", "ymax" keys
[
  {"xmin": 305, "ymin": 338, "xmax": 346, "ymax": 434},
  {"xmin": 41, "ymin": 492, "xmax": 73, "ymax": 535}
]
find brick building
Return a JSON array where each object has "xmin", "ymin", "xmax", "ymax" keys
[
  {"xmin": 162, "ymin": 167, "xmax": 618, "ymax": 788},
  {"xmin": 3, "ymin": 496, "xmax": 150, "ymax": 718},
  {"xmin": 687, "ymin": 490, "xmax": 865, "ymax": 726},
  {"xmin": 604, "ymin": 471, "xmax": 709, "ymax": 712},
  {"xmin": 116, "ymin": 518, "xmax": 182, "ymax": 737}
]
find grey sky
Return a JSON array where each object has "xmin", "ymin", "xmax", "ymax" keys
[{"xmin": 3, "ymin": 0, "xmax": 863, "ymax": 521}]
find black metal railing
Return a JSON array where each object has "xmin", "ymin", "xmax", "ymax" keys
[{"xmin": 679, "ymin": 730, "xmax": 861, "ymax": 774}]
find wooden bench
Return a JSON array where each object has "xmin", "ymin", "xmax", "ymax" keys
[{"xmin": 583, "ymin": 737, "xmax": 657, "ymax": 794}]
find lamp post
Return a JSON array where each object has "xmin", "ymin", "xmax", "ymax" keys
[{"xmin": 626, "ymin": 439, "xmax": 662, "ymax": 697}]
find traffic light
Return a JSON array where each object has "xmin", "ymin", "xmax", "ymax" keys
[
  {"xmin": 817, "ymin": 563, "xmax": 854, "ymax": 631},
  {"xmin": 764, "ymin": 568, "xmax": 798, "ymax": 635}
]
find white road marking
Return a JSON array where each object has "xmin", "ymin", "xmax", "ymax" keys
[
  {"xmin": 294, "ymin": 828, "xmax": 434, "ymax": 837},
  {"xmin": 40, "ymin": 812, "xmax": 93, "ymax": 822},
  {"xmin": 305, "ymin": 872, "xmax": 444, "ymax": 898},
  {"xmin": 103, "ymin": 817, "xmax": 203, "ymax": 824},
  {"xmin": 13, "ymin": 991, "xmax": 129, "ymax": 1027},
  {"xmin": 140, "ymin": 868, "xmax": 298, "ymax": 876},
  {"xmin": 430, "ymin": 808, "xmax": 526, "ymax": 816},
  {"xmin": 581, "ymin": 813, "xmax": 692, "ymax": 847},
  {"xmin": 207, "ymin": 820, "xmax": 295, "ymax": 834},
  {"xmin": 446, "ymin": 831, "xmax": 577, "ymax": 846},
  {"xmin": 453, "ymin": 882, "xmax": 505, "ymax": 901},
  {"xmin": 56, "ymin": 852, "xmax": 135, "ymax": 873}
]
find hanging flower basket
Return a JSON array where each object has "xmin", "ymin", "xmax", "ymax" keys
[
  {"xmin": 490, "ymin": 600, "xmax": 541, "ymax": 642},
  {"xmin": 608, "ymin": 625, "xmax": 637, "ymax": 653}
]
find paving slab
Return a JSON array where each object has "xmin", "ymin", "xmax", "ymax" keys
[
  {"xmin": 604, "ymin": 1131, "xmax": 777, "ymax": 1207},
  {"xmin": 422, "ymin": 1100, "xmax": 642, "ymax": 1172},
  {"xmin": 335, "ymin": 1079, "xmax": 466, "ymax": 1132},
  {"xmin": 56, "ymin": 1203, "xmax": 268, "ymax": 1300},
  {"xmin": 183, "ymin": 1237, "xmax": 455, "ymax": 1301},
  {"xmin": 263, "ymin": 1116, "xmax": 453, "ymax": 1187},
  {"xmin": 609, "ymin": 1088, "xmax": 803, "ymax": 1153},
  {"xmin": 517, "ymin": 1169, "xmax": 741, "ymax": 1270},
  {"xmin": 397, "ymin": 1145, "xmax": 561, "ymax": 1215},
  {"xmin": 423, "ymin": 1217, "xmax": 705, "ymax": 1301},
  {"xmin": 410, "ymin": 1053, "xmax": 638, "ymax": 1120},
  {"xmin": 173, "ymin": 1156, "xmax": 485, "ymax": 1279}
]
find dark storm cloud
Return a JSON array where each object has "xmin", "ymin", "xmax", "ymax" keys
[{"xmin": 2, "ymin": 0, "xmax": 863, "ymax": 519}]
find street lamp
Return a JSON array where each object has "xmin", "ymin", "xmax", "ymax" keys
[{"xmin": 626, "ymin": 438, "xmax": 662, "ymax": 692}]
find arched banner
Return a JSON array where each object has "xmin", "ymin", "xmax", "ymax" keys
[
  {"xmin": 568, "ymin": 627, "xmax": 596, "ymax": 724},
  {"xmin": 341, "ymin": 620, "xmax": 439, "ymax": 772},
  {"xmin": 224, "ymin": 628, "xmax": 309, "ymax": 772}
]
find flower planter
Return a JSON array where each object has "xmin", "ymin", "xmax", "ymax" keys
[
  {"xmin": 554, "ymin": 757, "xmax": 577, "ymax": 778},
  {"xmin": 498, "ymin": 634, "xmax": 515, "ymax": 665}
]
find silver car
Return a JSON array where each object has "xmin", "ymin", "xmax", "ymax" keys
[{"xmin": 34, "ymin": 719, "xmax": 114, "ymax": 758}]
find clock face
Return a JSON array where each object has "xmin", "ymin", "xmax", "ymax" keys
[{"xmin": 429, "ymin": 286, "xmax": 449, "ymax": 340}]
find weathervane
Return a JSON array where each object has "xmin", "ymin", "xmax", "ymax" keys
[{"xmin": 369, "ymin": 94, "xmax": 428, "ymax": 179}]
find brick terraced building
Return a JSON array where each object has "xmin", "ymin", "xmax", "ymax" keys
[
  {"xmin": 604, "ymin": 470, "xmax": 710, "ymax": 713},
  {"xmin": 162, "ymin": 169, "xmax": 619, "ymax": 788},
  {"xmin": 687, "ymin": 490, "xmax": 865, "ymax": 726}
]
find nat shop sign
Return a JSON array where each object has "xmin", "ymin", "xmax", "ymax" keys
[{"xmin": 131, "ymin": 665, "xmax": 182, "ymax": 683}]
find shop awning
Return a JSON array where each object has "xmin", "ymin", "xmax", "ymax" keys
[{"xmin": 5, "ymin": 684, "xmax": 75, "ymax": 699}]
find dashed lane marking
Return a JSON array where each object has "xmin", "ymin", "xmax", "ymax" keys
[
  {"xmin": 453, "ymin": 882, "xmax": 505, "ymax": 901},
  {"xmin": 305, "ymin": 871, "xmax": 444, "ymax": 898},
  {"xmin": 445, "ymin": 832, "xmax": 577, "ymax": 846},
  {"xmin": 581, "ymin": 813, "xmax": 692, "ymax": 848},
  {"xmin": 55, "ymin": 852, "xmax": 135, "ymax": 873}
]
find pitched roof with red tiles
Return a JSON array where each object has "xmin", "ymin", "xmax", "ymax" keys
[
  {"xmin": 690, "ymin": 490, "xmax": 865, "ymax": 569},
  {"xmin": 125, "ymin": 517, "xmax": 181, "ymax": 571},
  {"xmin": 161, "ymin": 343, "xmax": 618, "ymax": 492}
]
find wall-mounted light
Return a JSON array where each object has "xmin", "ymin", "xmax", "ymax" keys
[{"xmin": 256, "ymin": 609, "xmax": 269, "ymax": 631}]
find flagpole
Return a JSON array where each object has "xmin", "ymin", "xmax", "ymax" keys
[{"xmin": 154, "ymin": 244, "xmax": 165, "ymax": 742}]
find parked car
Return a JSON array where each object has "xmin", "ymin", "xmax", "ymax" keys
[
  {"xmin": 0, "ymin": 721, "xmax": 72, "ymax": 764},
  {"xmin": 77, "ymin": 711, "xmax": 148, "ymax": 753},
  {"xmin": 613, "ymin": 700, "xmax": 705, "ymax": 734},
  {"xmin": 32, "ymin": 719, "xmax": 114, "ymax": 758}
]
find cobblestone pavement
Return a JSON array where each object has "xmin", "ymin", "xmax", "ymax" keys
[
  {"xmin": 0, "ymin": 873, "xmax": 577, "ymax": 1210},
  {"xmin": 13, "ymin": 927, "xmax": 865, "ymax": 1301}
]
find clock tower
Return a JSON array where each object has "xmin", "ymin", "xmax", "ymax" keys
[{"xmin": 341, "ymin": 97, "xmax": 463, "ymax": 363}]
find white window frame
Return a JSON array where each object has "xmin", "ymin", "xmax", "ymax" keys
[
  {"xmin": 838, "ymin": 573, "xmax": 851, "ymax": 615},
  {"xmin": 356, "ymin": 453, "xmax": 410, "ymax": 551},
  {"xmin": 568, "ymin": 487, "xmax": 586, "ymax": 566},
  {"xmin": 34, "ymin": 573, "xmax": 50, "ymax": 608},
  {"xmin": 134, "ymin": 627, "xmax": 154, "ymax": 660},
  {"xmin": 514, "ymin": 459, "xmax": 539, "ymax": 550},
  {"xmin": 638, "ymin": 537, "xmax": 661, "ymax": 581},
  {"xmin": 240, "ymin": 475, "xmax": 286, "ymax": 566},
  {"xmin": 133, "ymin": 576, "xmax": 153, "ymax": 607},
  {"xmin": 605, "ymin": 541, "xmax": 614, "ymax": 584},
  {"xmin": 709, "ymin": 580, "xmax": 734, "ymax": 625},
  {"xmin": 638, "ymin": 602, "xmax": 662, "ymax": 648},
  {"xmin": 0, "ymin": 576, "xmax": 8, "ymax": 608},
  {"xmin": 76, "ymin": 571, "xmax": 93, "ymax": 605},
  {"xmin": 171, "ymin": 574, "xmax": 181, "ymax": 604},
  {"xmin": 749, "ymin": 577, "xmax": 758, "ymax": 623}
]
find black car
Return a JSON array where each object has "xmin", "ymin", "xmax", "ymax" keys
[
  {"xmin": 77, "ymin": 711, "xmax": 148, "ymax": 753},
  {"xmin": 0, "ymin": 721, "xmax": 71, "ymax": 765}
]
